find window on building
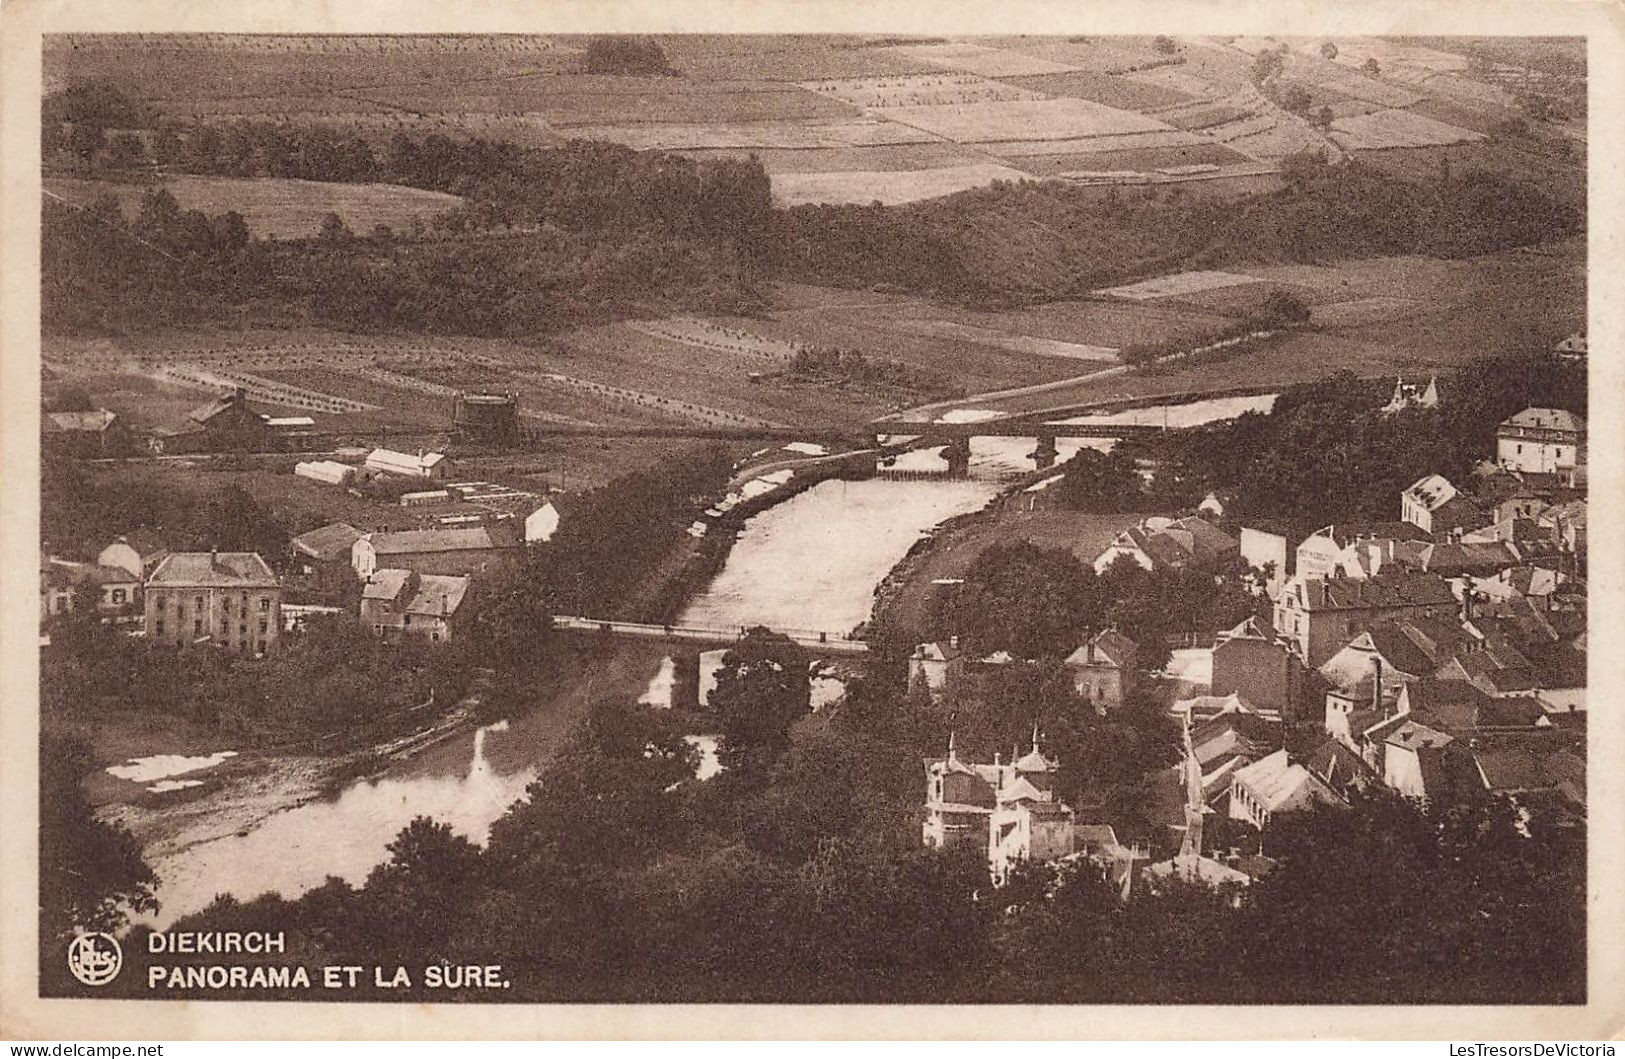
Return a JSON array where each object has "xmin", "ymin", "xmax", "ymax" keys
[
  {"xmin": 259, "ymin": 597, "xmax": 270, "ymax": 611},
  {"xmin": 193, "ymin": 619, "xmax": 203, "ymax": 636},
  {"xmin": 195, "ymin": 594, "xmax": 203, "ymax": 611},
  {"xmin": 432, "ymin": 632, "xmax": 440, "ymax": 642},
  {"xmin": 259, "ymin": 620, "xmax": 268, "ymax": 635},
  {"xmin": 155, "ymin": 619, "xmax": 165, "ymax": 637},
  {"xmin": 239, "ymin": 624, "xmax": 247, "ymax": 636},
  {"xmin": 177, "ymin": 603, "xmax": 186, "ymax": 621}
]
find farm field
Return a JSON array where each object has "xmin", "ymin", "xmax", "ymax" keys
[
  {"xmin": 769, "ymin": 165, "xmax": 1034, "ymax": 207},
  {"xmin": 1006, "ymin": 142, "xmax": 1247, "ymax": 175},
  {"xmin": 676, "ymin": 143, "xmax": 985, "ymax": 173},
  {"xmin": 885, "ymin": 319, "xmax": 1118, "ymax": 361},
  {"xmin": 1001, "ymin": 70, "xmax": 1196, "ymax": 110},
  {"xmin": 798, "ymin": 73, "xmax": 1044, "ymax": 109},
  {"xmin": 1096, "ymin": 270, "xmax": 1262, "ymax": 301},
  {"xmin": 951, "ymin": 239, "xmax": 1584, "ymax": 416},
  {"xmin": 47, "ymin": 33, "xmax": 1580, "ymax": 207},
  {"xmin": 1329, "ymin": 108, "xmax": 1484, "ymax": 150},
  {"xmin": 555, "ymin": 119, "xmax": 934, "ymax": 152},
  {"xmin": 45, "ymin": 175, "xmax": 462, "ymax": 237},
  {"xmin": 881, "ymin": 97, "xmax": 1173, "ymax": 143}
]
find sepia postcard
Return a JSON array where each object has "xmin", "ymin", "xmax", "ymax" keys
[{"xmin": 1, "ymin": 0, "xmax": 1621, "ymax": 1042}]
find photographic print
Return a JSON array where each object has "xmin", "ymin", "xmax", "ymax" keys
[{"xmin": 7, "ymin": 2, "xmax": 1613, "ymax": 1038}]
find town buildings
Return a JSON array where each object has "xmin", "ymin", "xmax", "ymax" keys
[
  {"xmin": 908, "ymin": 639, "xmax": 965, "ymax": 696},
  {"xmin": 360, "ymin": 569, "xmax": 471, "ymax": 644},
  {"xmin": 351, "ymin": 523, "xmax": 522, "ymax": 579},
  {"xmin": 143, "ymin": 551, "xmax": 282, "ymax": 655},
  {"xmin": 43, "ymin": 408, "xmax": 130, "ymax": 457},
  {"xmin": 1062, "ymin": 629, "xmax": 1139, "ymax": 710},
  {"xmin": 365, "ymin": 448, "xmax": 452, "ymax": 481},
  {"xmin": 1380, "ymin": 375, "xmax": 1439, "ymax": 415},
  {"xmin": 1092, "ymin": 515, "xmax": 1237, "ymax": 574},
  {"xmin": 1496, "ymin": 407, "xmax": 1586, "ymax": 476},
  {"xmin": 1273, "ymin": 572, "xmax": 1459, "ymax": 668},
  {"xmin": 922, "ymin": 735, "xmax": 1076, "ymax": 882}
]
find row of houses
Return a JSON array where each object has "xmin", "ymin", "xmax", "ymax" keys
[{"xmin": 43, "ymin": 534, "xmax": 482, "ymax": 653}]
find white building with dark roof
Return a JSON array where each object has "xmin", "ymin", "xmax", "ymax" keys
[
  {"xmin": 1496, "ymin": 408, "xmax": 1585, "ymax": 475},
  {"xmin": 365, "ymin": 447, "xmax": 452, "ymax": 481}
]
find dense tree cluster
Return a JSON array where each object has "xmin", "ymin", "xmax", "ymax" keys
[
  {"xmin": 775, "ymin": 163, "xmax": 1580, "ymax": 308},
  {"xmin": 940, "ymin": 540, "xmax": 1267, "ymax": 668},
  {"xmin": 41, "ymin": 462, "xmax": 291, "ymax": 562},
  {"xmin": 41, "ymin": 612, "xmax": 471, "ymax": 747},
  {"xmin": 580, "ymin": 36, "xmax": 678, "ymax": 76}
]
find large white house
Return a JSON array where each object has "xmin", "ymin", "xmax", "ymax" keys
[
  {"xmin": 364, "ymin": 448, "xmax": 451, "ymax": 481},
  {"xmin": 1495, "ymin": 408, "xmax": 1585, "ymax": 475}
]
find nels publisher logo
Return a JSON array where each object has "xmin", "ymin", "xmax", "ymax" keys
[{"xmin": 67, "ymin": 932, "xmax": 123, "ymax": 987}]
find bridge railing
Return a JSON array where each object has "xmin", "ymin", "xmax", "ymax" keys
[{"xmin": 550, "ymin": 615, "xmax": 866, "ymax": 647}]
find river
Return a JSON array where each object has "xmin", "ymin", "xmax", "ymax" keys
[{"xmin": 139, "ymin": 391, "xmax": 1276, "ymax": 925}]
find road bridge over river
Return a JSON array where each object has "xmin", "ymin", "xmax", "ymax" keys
[
  {"xmin": 870, "ymin": 413, "xmax": 1169, "ymax": 473},
  {"xmin": 551, "ymin": 615, "xmax": 870, "ymax": 656}
]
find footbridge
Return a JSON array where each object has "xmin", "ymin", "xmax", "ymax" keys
[{"xmin": 550, "ymin": 615, "xmax": 870, "ymax": 656}]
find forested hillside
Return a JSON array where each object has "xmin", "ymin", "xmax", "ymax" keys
[{"xmin": 42, "ymin": 84, "xmax": 1583, "ymax": 337}]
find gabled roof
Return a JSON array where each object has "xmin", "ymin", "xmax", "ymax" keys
[
  {"xmin": 1232, "ymin": 749, "xmax": 1341, "ymax": 814},
  {"xmin": 291, "ymin": 522, "xmax": 363, "ymax": 562},
  {"xmin": 189, "ymin": 390, "xmax": 255, "ymax": 424},
  {"xmin": 365, "ymin": 448, "xmax": 448, "ymax": 475},
  {"xmin": 45, "ymin": 409, "xmax": 118, "ymax": 432},
  {"xmin": 914, "ymin": 641, "xmax": 962, "ymax": 663},
  {"xmin": 1165, "ymin": 515, "xmax": 1237, "ymax": 561},
  {"xmin": 1470, "ymin": 732, "xmax": 1581, "ymax": 794},
  {"xmin": 147, "ymin": 551, "xmax": 277, "ymax": 588},
  {"xmin": 1385, "ymin": 720, "xmax": 1453, "ymax": 752},
  {"xmin": 1065, "ymin": 628, "xmax": 1138, "ymax": 669},
  {"xmin": 1417, "ymin": 541, "xmax": 1519, "ymax": 576},
  {"xmin": 1285, "ymin": 573, "xmax": 1457, "ymax": 612},
  {"xmin": 401, "ymin": 573, "xmax": 470, "ymax": 618},
  {"xmin": 1402, "ymin": 474, "xmax": 1457, "ymax": 511},
  {"xmin": 361, "ymin": 524, "xmax": 519, "ymax": 555},
  {"xmin": 362, "ymin": 568, "xmax": 413, "ymax": 602},
  {"xmin": 1500, "ymin": 407, "xmax": 1584, "ymax": 434}
]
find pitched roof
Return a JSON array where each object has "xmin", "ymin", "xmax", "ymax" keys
[
  {"xmin": 1165, "ymin": 515, "xmax": 1238, "ymax": 561},
  {"xmin": 914, "ymin": 641, "xmax": 962, "ymax": 662},
  {"xmin": 1286, "ymin": 572, "xmax": 1457, "ymax": 612},
  {"xmin": 1065, "ymin": 628, "xmax": 1139, "ymax": 669},
  {"xmin": 1403, "ymin": 474, "xmax": 1458, "ymax": 511},
  {"xmin": 189, "ymin": 390, "xmax": 255, "ymax": 424},
  {"xmin": 1501, "ymin": 407, "xmax": 1584, "ymax": 434},
  {"xmin": 1232, "ymin": 748, "xmax": 1338, "ymax": 813},
  {"xmin": 401, "ymin": 573, "xmax": 470, "ymax": 618},
  {"xmin": 365, "ymin": 448, "xmax": 448, "ymax": 475},
  {"xmin": 147, "ymin": 551, "xmax": 278, "ymax": 588},
  {"xmin": 45, "ymin": 409, "xmax": 118, "ymax": 433},
  {"xmin": 1385, "ymin": 720, "xmax": 1453, "ymax": 752},
  {"xmin": 362, "ymin": 525, "xmax": 519, "ymax": 555},
  {"xmin": 1470, "ymin": 732, "xmax": 1580, "ymax": 794},
  {"xmin": 291, "ymin": 522, "xmax": 363, "ymax": 562}
]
